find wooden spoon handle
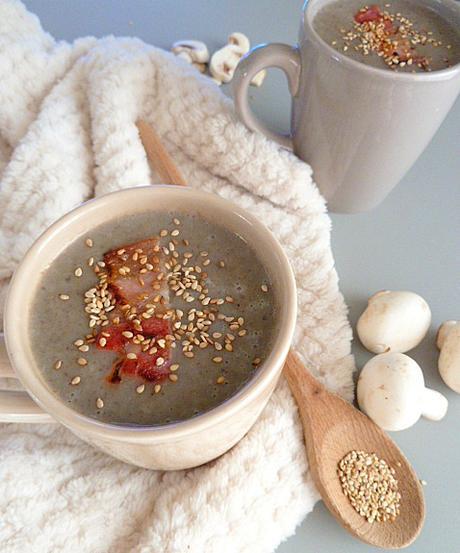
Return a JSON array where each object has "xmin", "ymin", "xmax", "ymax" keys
[{"xmin": 136, "ymin": 120, "xmax": 187, "ymax": 186}]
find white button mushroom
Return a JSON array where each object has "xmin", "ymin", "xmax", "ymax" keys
[
  {"xmin": 357, "ymin": 352, "xmax": 448, "ymax": 431},
  {"xmin": 171, "ymin": 40, "xmax": 210, "ymax": 73},
  {"xmin": 437, "ymin": 321, "xmax": 460, "ymax": 393},
  {"xmin": 357, "ymin": 290, "xmax": 431, "ymax": 354}
]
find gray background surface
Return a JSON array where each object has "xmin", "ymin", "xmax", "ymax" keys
[{"xmin": 23, "ymin": 1, "xmax": 460, "ymax": 551}]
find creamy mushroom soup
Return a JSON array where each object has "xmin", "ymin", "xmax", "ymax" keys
[{"xmin": 29, "ymin": 211, "xmax": 277, "ymax": 426}]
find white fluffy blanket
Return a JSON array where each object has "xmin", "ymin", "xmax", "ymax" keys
[{"xmin": 0, "ymin": 2, "xmax": 355, "ymax": 552}]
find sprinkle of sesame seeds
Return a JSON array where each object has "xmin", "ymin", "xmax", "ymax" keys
[
  {"xmin": 77, "ymin": 358, "xmax": 88, "ymax": 366},
  {"xmin": 54, "ymin": 360, "xmax": 62, "ymax": 370},
  {"xmin": 74, "ymin": 267, "xmax": 83, "ymax": 277},
  {"xmin": 71, "ymin": 376, "xmax": 81, "ymax": 385},
  {"xmin": 136, "ymin": 384, "xmax": 145, "ymax": 394},
  {"xmin": 338, "ymin": 450, "xmax": 401, "ymax": 523},
  {"xmin": 85, "ymin": 238, "xmax": 93, "ymax": 247}
]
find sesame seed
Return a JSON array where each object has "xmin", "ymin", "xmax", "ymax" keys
[
  {"xmin": 136, "ymin": 384, "xmax": 145, "ymax": 394},
  {"xmin": 218, "ymin": 261, "xmax": 225, "ymax": 268},
  {"xmin": 261, "ymin": 284, "xmax": 268, "ymax": 292},
  {"xmin": 127, "ymin": 353, "xmax": 137, "ymax": 360},
  {"xmin": 78, "ymin": 345, "xmax": 90, "ymax": 352},
  {"xmin": 171, "ymin": 229, "xmax": 180, "ymax": 237},
  {"xmin": 74, "ymin": 267, "xmax": 83, "ymax": 277},
  {"xmin": 154, "ymin": 384, "xmax": 162, "ymax": 393},
  {"xmin": 170, "ymin": 364, "xmax": 180, "ymax": 372},
  {"xmin": 216, "ymin": 376, "xmax": 225, "ymax": 384},
  {"xmin": 96, "ymin": 397, "xmax": 104, "ymax": 408},
  {"xmin": 212, "ymin": 356, "xmax": 223, "ymax": 363},
  {"xmin": 169, "ymin": 374, "xmax": 178, "ymax": 382},
  {"xmin": 54, "ymin": 360, "xmax": 62, "ymax": 370},
  {"xmin": 88, "ymin": 257, "xmax": 94, "ymax": 267},
  {"xmin": 77, "ymin": 358, "xmax": 88, "ymax": 366},
  {"xmin": 252, "ymin": 357, "xmax": 261, "ymax": 366},
  {"xmin": 99, "ymin": 337, "xmax": 107, "ymax": 347},
  {"xmin": 122, "ymin": 331, "xmax": 134, "ymax": 338},
  {"xmin": 156, "ymin": 357, "xmax": 165, "ymax": 366},
  {"xmin": 85, "ymin": 238, "xmax": 93, "ymax": 247},
  {"xmin": 71, "ymin": 376, "xmax": 81, "ymax": 385},
  {"xmin": 184, "ymin": 351, "xmax": 194, "ymax": 358},
  {"xmin": 74, "ymin": 339, "xmax": 84, "ymax": 347},
  {"xmin": 59, "ymin": 294, "xmax": 70, "ymax": 301},
  {"xmin": 160, "ymin": 229, "xmax": 168, "ymax": 237}
]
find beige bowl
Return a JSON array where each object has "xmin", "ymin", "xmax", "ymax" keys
[{"xmin": 1, "ymin": 186, "xmax": 297, "ymax": 470}]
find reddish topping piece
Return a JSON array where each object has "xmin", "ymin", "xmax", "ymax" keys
[
  {"xmin": 354, "ymin": 5, "xmax": 382, "ymax": 24},
  {"xmin": 96, "ymin": 323, "xmax": 130, "ymax": 353},
  {"xmin": 120, "ymin": 352, "xmax": 171, "ymax": 382},
  {"xmin": 104, "ymin": 238, "xmax": 167, "ymax": 307},
  {"xmin": 141, "ymin": 317, "xmax": 170, "ymax": 336}
]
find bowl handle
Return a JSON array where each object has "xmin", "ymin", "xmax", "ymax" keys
[{"xmin": 0, "ymin": 334, "xmax": 56, "ymax": 423}]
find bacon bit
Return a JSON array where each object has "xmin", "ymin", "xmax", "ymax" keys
[
  {"xmin": 141, "ymin": 317, "xmax": 170, "ymax": 336},
  {"xmin": 354, "ymin": 5, "xmax": 382, "ymax": 24},
  {"xmin": 96, "ymin": 324, "xmax": 130, "ymax": 352}
]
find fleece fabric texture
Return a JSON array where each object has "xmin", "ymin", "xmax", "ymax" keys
[{"xmin": 0, "ymin": 2, "xmax": 355, "ymax": 552}]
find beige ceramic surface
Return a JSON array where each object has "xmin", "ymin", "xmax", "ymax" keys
[
  {"xmin": 1, "ymin": 186, "xmax": 297, "ymax": 470},
  {"xmin": 233, "ymin": 0, "xmax": 460, "ymax": 213}
]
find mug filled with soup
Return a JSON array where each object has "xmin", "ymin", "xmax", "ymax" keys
[
  {"xmin": 1, "ymin": 186, "xmax": 297, "ymax": 469},
  {"xmin": 233, "ymin": 0, "xmax": 460, "ymax": 212}
]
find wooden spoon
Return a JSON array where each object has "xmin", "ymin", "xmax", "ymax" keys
[{"xmin": 136, "ymin": 119, "xmax": 425, "ymax": 549}]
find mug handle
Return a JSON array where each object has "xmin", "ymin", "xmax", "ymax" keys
[
  {"xmin": 0, "ymin": 334, "xmax": 55, "ymax": 423},
  {"xmin": 233, "ymin": 43, "xmax": 301, "ymax": 150}
]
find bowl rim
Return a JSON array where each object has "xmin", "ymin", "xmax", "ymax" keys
[{"xmin": 4, "ymin": 185, "xmax": 297, "ymax": 443}]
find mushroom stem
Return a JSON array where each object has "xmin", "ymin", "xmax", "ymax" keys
[{"xmin": 420, "ymin": 387, "xmax": 449, "ymax": 421}]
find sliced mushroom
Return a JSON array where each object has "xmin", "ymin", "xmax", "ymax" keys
[
  {"xmin": 210, "ymin": 44, "xmax": 244, "ymax": 85},
  {"xmin": 171, "ymin": 40, "xmax": 210, "ymax": 64},
  {"xmin": 228, "ymin": 32, "xmax": 251, "ymax": 54}
]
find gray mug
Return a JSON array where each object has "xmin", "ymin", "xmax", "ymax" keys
[{"xmin": 233, "ymin": 0, "xmax": 460, "ymax": 213}]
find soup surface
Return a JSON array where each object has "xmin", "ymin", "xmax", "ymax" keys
[
  {"xmin": 314, "ymin": 0, "xmax": 460, "ymax": 72},
  {"xmin": 30, "ymin": 211, "xmax": 276, "ymax": 426}
]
